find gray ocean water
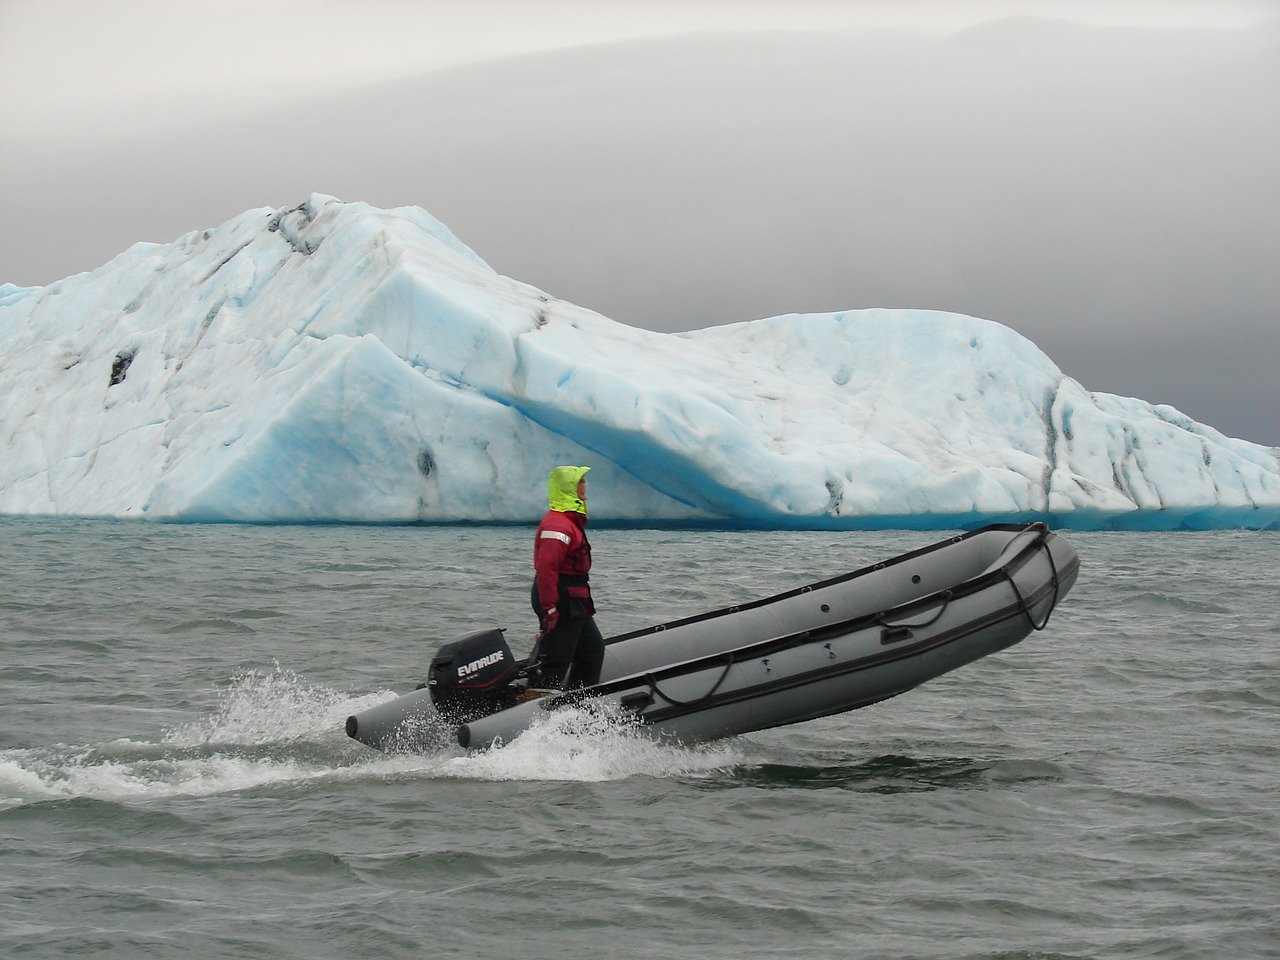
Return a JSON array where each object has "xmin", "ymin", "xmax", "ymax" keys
[{"xmin": 1, "ymin": 520, "xmax": 1277, "ymax": 960}]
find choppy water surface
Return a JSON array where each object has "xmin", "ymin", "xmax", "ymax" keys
[{"xmin": 1, "ymin": 521, "xmax": 1276, "ymax": 959}]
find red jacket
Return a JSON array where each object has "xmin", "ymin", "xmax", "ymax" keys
[{"xmin": 533, "ymin": 510, "xmax": 593, "ymax": 616}]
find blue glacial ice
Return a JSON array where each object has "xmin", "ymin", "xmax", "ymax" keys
[{"xmin": 1, "ymin": 195, "xmax": 1276, "ymax": 530}]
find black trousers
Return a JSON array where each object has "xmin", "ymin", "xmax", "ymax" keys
[{"xmin": 529, "ymin": 581, "xmax": 605, "ymax": 690}]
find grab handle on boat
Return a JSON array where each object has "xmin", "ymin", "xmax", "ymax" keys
[
  {"xmin": 880, "ymin": 625, "xmax": 913, "ymax": 645},
  {"xmin": 876, "ymin": 589, "xmax": 953, "ymax": 637}
]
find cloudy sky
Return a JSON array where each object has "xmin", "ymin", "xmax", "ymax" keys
[{"xmin": 2, "ymin": 0, "xmax": 1277, "ymax": 444}]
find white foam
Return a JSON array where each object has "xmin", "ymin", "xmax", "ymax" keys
[
  {"xmin": 0, "ymin": 751, "xmax": 320, "ymax": 805},
  {"xmin": 0, "ymin": 756, "xmax": 55, "ymax": 802},
  {"xmin": 439, "ymin": 702, "xmax": 748, "ymax": 782},
  {"xmin": 0, "ymin": 724, "xmax": 744, "ymax": 807},
  {"xmin": 0, "ymin": 744, "xmax": 463, "ymax": 808}
]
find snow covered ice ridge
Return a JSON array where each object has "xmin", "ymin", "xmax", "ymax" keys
[{"xmin": 1, "ymin": 195, "xmax": 1277, "ymax": 530}]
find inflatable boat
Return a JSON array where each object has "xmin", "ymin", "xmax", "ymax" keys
[{"xmin": 346, "ymin": 522, "xmax": 1078, "ymax": 752}]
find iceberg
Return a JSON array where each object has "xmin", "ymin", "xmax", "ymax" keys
[{"xmin": 1, "ymin": 195, "xmax": 1276, "ymax": 530}]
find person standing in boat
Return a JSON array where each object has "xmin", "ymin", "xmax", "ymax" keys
[{"xmin": 529, "ymin": 465, "xmax": 604, "ymax": 690}]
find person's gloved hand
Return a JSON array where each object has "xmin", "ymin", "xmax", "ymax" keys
[{"xmin": 541, "ymin": 608, "xmax": 559, "ymax": 635}]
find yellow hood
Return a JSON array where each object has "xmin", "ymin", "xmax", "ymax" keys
[{"xmin": 547, "ymin": 465, "xmax": 591, "ymax": 514}]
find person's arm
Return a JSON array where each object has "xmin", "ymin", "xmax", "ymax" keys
[{"xmin": 534, "ymin": 528, "xmax": 570, "ymax": 620}]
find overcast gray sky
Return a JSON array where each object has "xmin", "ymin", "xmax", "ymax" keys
[{"xmin": 2, "ymin": 0, "xmax": 1278, "ymax": 444}]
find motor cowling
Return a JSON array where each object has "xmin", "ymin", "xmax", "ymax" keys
[{"xmin": 426, "ymin": 628, "xmax": 523, "ymax": 723}]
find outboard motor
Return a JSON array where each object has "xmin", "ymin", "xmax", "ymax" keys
[{"xmin": 425, "ymin": 628, "xmax": 525, "ymax": 723}]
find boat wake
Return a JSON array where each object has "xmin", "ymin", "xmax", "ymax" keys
[
  {"xmin": 439, "ymin": 699, "xmax": 747, "ymax": 783},
  {"xmin": 0, "ymin": 667, "xmax": 746, "ymax": 810}
]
